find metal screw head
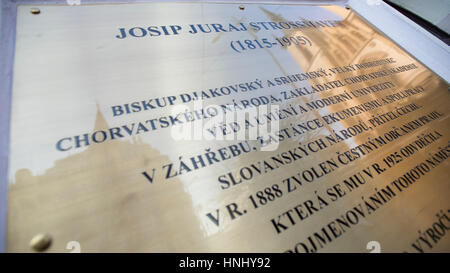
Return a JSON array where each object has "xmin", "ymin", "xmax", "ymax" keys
[
  {"xmin": 30, "ymin": 233, "xmax": 52, "ymax": 252},
  {"xmin": 30, "ymin": 8, "xmax": 41, "ymax": 15},
  {"xmin": 239, "ymin": 5, "xmax": 245, "ymax": 11}
]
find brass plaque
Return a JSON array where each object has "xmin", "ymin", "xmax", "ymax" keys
[{"xmin": 7, "ymin": 3, "xmax": 450, "ymax": 252}]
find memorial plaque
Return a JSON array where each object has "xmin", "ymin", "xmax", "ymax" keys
[{"xmin": 6, "ymin": 2, "xmax": 450, "ymax": 252}]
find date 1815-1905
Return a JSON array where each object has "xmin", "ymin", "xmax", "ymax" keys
[{"xmin": 230, "ymin": 35, "xmax": 312, "ymax": 53}]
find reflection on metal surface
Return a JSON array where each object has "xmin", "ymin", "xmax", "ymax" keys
[
  {"xmin": 7, "ymin": 3, "xmax": 450, "ymax": 252},
  {"xmin": 10, "ymin": 107, "xmax": 204, "ymax": 252}
]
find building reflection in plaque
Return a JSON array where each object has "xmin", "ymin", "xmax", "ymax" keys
[{"xmin": 8, "ymin": 105, "xmax": 204, "ymax": 252}]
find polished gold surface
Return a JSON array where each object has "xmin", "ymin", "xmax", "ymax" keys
[{"xmin": 7, "ymin": 3, "xmax": 450, "ymax": 252}]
